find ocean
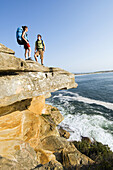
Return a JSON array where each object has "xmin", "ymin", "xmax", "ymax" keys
[{"xmin": 46, "ymin": 72, "xmax": 113, "ymax": 151}]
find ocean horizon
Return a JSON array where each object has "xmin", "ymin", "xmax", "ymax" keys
[{"xmin": 74, "ymin": 69, "xmax": 113, "ymax": 75}]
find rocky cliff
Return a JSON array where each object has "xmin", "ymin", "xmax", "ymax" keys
[{"xmin": 0, "ymin": 43, "xmax": 94, "ymax": 169}]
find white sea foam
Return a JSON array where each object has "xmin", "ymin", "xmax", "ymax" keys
[
  {"xmin": 60, "ymin": 113, "xmax": 113, "ymax": 151},
  {"xmin": 46, "ymin": 90, "xmax": 113, "ymax": 151},
  {"xmin": 53, "ymin": 91, "xmax": 113, "ymax": 110}
]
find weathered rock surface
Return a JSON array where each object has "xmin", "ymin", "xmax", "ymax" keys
[
  {"xmin": 44, "ymin": 105, "xmax": 64, "ymax": 125},
  {"xmin": 0, "ymin": 43, "xmax": 15, "ymax": 54},
  {"xmin": 62, "ymin": 148, "xmax": 94, "ymax": 169},
  {"xmin": 0, "ymin": 43, "xmax": 73, "ymax": 73},
  {"xmin": 0, "ymin": 101, "xmax": 60, "ymax": 148},
  {"xmin": 0, "ymin": 44, "xmax": 94, "ymax": 169},
  {"xmin": 41, "ymin": 135, "xmax": 94, "ymax": 168},
  {"xmin": 0, "ymin": 93, "xmax": 62, "ymax": 165},
  {"xmin": 41, "ymin": 135, "xmax": 76, "ymax": 152},
  {"xmin": 35, "ymin": 149, "xmax": 56, "ymax": 165},
  {"xmin": 0, "ymin": 141, "xmax": 37, "ymax": 170},
  {"xmin": 0, "ymin": 71, "xmax": 77, "ymax": 107},
  {"xmin": 0, "ymin": 44, "xmax": 77, "ymax": 107},
  {"xmin": 58, "ymin": 127, "xmax": 70, "ymax": 139},
  {"xmin": 34, "ymin": 160, "xmax": 63, "ymax": 170}
]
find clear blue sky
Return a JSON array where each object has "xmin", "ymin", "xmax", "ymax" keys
[{"xmin": 1, "ymin": 0, "xmax": 113, "ymax": 73}]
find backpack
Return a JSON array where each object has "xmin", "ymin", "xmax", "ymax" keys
[
  {"xmin": 16, "ymin": 26, "xmax": 29, "ymax": 45},
  {"xmin": 16, "ymin": 27, "xmax": 24, "ymax": 45}
]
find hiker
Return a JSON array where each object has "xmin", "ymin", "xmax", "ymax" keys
[
  {"xmin": 34, "ymin": 34, "xmax": 45, "ymax": 65},
  {"xmin": 21, "ymin": 26, "xmax": 32, "ymax": 60}
]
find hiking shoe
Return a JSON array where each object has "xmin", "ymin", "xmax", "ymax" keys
[{"xmin": 28, "ymin": 58, "xmax": 33, "ymax": 61}]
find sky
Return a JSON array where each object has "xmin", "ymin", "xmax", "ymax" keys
[{"xmin": 1, "ymin": 0, "xmax": 113, "ymax": 73}]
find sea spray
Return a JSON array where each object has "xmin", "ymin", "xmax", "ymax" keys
[{"xmin": 46, "ymin": 72, "xmax": 113, "ymax": 151}]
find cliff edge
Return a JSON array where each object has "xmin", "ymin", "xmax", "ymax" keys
[{"xmin": 0, "ymin": 44, "xmax": 94, "ymax": 169}]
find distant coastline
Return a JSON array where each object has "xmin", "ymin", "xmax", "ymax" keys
[{"xmin": 74, "ymin": 70, "xmax": 113, "ymax": 76}]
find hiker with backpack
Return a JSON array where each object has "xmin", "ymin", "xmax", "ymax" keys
[
  {"xmin": 34, "ymin": 34, "xmax": 45, "ymax": 65},
  {"xmin": 16, "ymin": 26, "xmax": 32, "ymax": 60}
]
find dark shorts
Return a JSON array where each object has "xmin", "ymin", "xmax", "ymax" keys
[{"xmin": 24, "ymin": 43, "xmax": 30, "ymax": 49}]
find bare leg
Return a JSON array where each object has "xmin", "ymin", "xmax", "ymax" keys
[
  {"xmin": 25, "ymin": 49, "xmax": 28, "ymax": 59},
  {"xmin": 34, "ymin": 53, "xmax": 38, "ymax": 61},
  {"xmin": 28, "ymin": 47, "xmax": 31, "ymax": 58},
  {"xmin": 41, "ymin": 58, "xmax": 43, "ymax": 65},
  {"xmin": 40, "ymin": 51, "xmax": 44, "ymax": 65},
  {"xmin": 34, "ymin": 51, "xmax": 39, "ymax": 62}
]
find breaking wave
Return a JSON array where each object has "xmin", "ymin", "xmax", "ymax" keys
[
  {"xmin": 46, "ymin": 73, "xmax": 113, "ymax": 151},
  {"xmin": 53, "ymin": 91, "xmax": 113, "ymax": 111},
  {"xmin": 60, "ymin": 114, "xmax": 113, "ymax": 151}
]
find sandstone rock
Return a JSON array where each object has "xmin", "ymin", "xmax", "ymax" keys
[
  {"xmin": 62, "ymin": 148, "xmax": 94, "ymax": 169},
  {"xmin": 28, "ymin": 96, "xmax": 45, "ymax": 115},
  {"xmin": 0, "ymin": 109, "xmax": 41, "ymax": 148},
  {"xmin": 41, "ymin": 136, "xmax": 94, "ymax": 169},
  {"xmin": 47, "ymin": 160, "xmax": 63, "ymax": 170},
  {"xmin": 0, "ymin": 71, "xmax": 77, "ymax": 108},
  {"xmin": 21, "ymin": 110, "xmax": 41, "ymax": 148},
  {"xmin": 35, "ymin": 148, "xmax": 56, "ymax": 164},
  {"xmin": 0, "ymin": 140, "xmax": 37, "ymax": 170},
  {"xmin": 0, "ymin": 98, "xmax": 32, "ymax": 117},
  {"xmin": 0, "ymin": 43, "xmax": 15, "ymax": 54},
  {"xmin": 0, "ymin": 96, "xmax": 46, "ymax": 117},
  {"xmin": 34, "ymin": 160, "xmax": 63, "ymax": 170},
  {"xmin": 0, "ymin": 43, "xmax": 44, "ymax": 72},
  {"xmin": 44, "ymin": 104, "xmax": 64, "ymax": 125},
  {"xmin": 0, "ymin": 43, "xmax": 76, "ymax": 73},
  {"xmin": 0, "ymin": 44, "xmax": 80, "ymax": 168},
  {"xmin": 58, "ymin": 127, "xmax": 70, "ymax": 139},
  {"xmin": 39, "ymin": 116, "xmax": 60, "ymax": 141},
  {"xmin": 0, "ymin": 157, "xmax": 18, "ymax": 170},
  {"xmin": 41, "ymin": 135, "xmax": 76, "ymax": 152},
  {"xmin": 0, "ymin": 111, "xmax": 23, "ymax": 140},
  {"xmin": 0, "ymin": 43, "xmax": 78, "ymax": 76},
  {"xmin": 0, "ymin": 103, "xmax": 61, "ymax": 160},
  {"xmin": 0, "ymin": 52, "xmax": 28, "ymax": 72},
  {"xmin": 0, "ymin": 44, "xmax": 77, "ymax": 108}
]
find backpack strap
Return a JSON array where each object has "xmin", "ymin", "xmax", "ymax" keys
[
  {"xmin": 41, "ymin": 40, "xmax": 44, "ymax": 50},
  {"xmin": 36, "ymin": 39, "xmax": 38, "ymax": 49}
]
